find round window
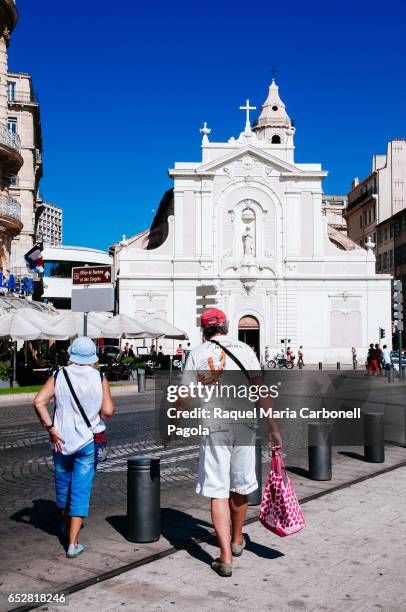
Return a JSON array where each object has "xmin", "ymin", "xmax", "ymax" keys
[{"xmin": 272, "ymin": 105, "xmax": 278, "ymax": 111}]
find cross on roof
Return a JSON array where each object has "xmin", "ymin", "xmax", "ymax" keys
[
  {"xmin": 239, "ymin": 98, "xmax": 256, "ymax": 132},
  {"xmin": 269, "ymin": 65, "xmax": 278, "ymax": 81}
]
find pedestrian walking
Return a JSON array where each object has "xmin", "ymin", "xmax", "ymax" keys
[
  {"xmin": 351, "ymin": 346, "xmax": 357, "ymax": 368},
  {"xmin": 367, "ymin": 343, "xmax": 379, "ymax": 375},
  {"xmin": 264, "ymin": 346, "xmax": 271, "ymax": 363},
  {"xmin": 169, "ymin": 308, "xmax": 282, "ymax": 577},
  {"xmin": 375, "ymin": 343, "xmax": 383, "ymax": 374},
  {"xmin": 297, "ymin": 346, "xmax": 304, "ymax": 367},
  {"xmin": 33, "ymin": 336, "xmax": 116, "ymax": 559},
  {"xmin": 176, "ymin": 343, "xmax": 184, "ymax": 358},
  {"xmin": 381, "ymin": 344, "xmax": 392, "ymax": 371}
]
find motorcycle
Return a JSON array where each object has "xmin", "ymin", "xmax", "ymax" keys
[{"xmin": 267, "ymin": 353, "xmax": 295, "ymax": 369}]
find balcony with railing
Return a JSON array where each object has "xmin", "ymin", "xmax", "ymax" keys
[
  {"xmin": 8, "ymin": 89, "xmax": 39, "ymax": 104},
  {"xmin": 0, "ymin": 193, "xmax": 22, "ymax": 233},
  {"xmin": 0, "ymin": 123, "xmax": 23, "ymax": 173},
  {"xmin": 346, "ymin": 187, "xmax": 377, "ymax": 211}
]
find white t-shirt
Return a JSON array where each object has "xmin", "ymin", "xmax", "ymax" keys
[
  {"xmin": 53, "ymin": 364, "xmax": 105, "ymax": 455},
  {"xmin": 381, "ymin": 348, "xmax": 391, "ymax": 365},
  {"xmin": 182, "ymin": 335, "xmax": 262, "ymax": 427}
]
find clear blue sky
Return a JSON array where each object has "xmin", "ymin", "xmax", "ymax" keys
[{"xmin": 10, "ymin": 0, "xmax": 406, "ymax": 251}]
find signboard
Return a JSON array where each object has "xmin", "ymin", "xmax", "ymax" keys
[
  {"xmin": 72, "ymin": 265, "xmax": 113, "ymax": 286},
  {"xmin": 71, "ymin": 287, "xmax": 114, "ymax": 312}
]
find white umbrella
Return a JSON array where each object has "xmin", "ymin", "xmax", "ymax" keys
[
  {"xmin": 142, "ymin": 317, "xmax": 188, "ymax": 340},
  {"xmin": 0, "ymin": 311, "xmax": 66, "ymax": 341},
  {"xmin": 50, "ymin": 312, "xmax": 104, "ymax": 339},
  {"xmin": 99, "ymin": 314, "xmax": 159, "ymax": 339}
]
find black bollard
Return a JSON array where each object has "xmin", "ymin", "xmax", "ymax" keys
[
  {"xmin": 364, "ymin": 413, "xmax": 384, "ymax": 463},
  {"xmin": 248, "ymin": 437, "xmax": 262, "ymax": 506},
  {"xmin": 127, "ymin": 456, "xmax": 160, "ymax": 542},
  {"xmin": 137, "ymin": 369, "xmax": 146, "ymax": 392},
  {"xmin": 401, "ymin": 366, "xmax": 406, "ymax": 381},
  {"xmin": 308, "ymin": 422, "xmax": 332, "ymax": 480},
  {"xmin": 388, "ymin": 368, "xmax": 394, "ymax": 383},
  {"xmin": 298, "ymin": 361, "xmax": 303, "ymax": 370},
  {"xmin": 353, "ymin": 361, "xmax": 357, "ymax": 370},
  {"xmin": 318, "ymin": 362, "xmax": 323, "ymax": 370},
  {"xmin": 336, "ymin": 362, "xmax": 341, "ymax": 370}
]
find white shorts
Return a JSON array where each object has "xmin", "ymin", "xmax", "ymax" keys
[{"xmin": 196, "ymin": 424, "xmax": 258, "ymax": 498}]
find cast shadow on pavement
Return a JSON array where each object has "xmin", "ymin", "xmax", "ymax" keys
[
  {"xmin": 106, "ymin": 509, "xmax": 283, "ymax": 566},
  {"xmin": 107, "ymin": 508, "xmax": 214, "ymax": 566},
  {"xmin": 337, "ymin": 450, "xmax": 366, "ymax": 462},
  {"xmin": 10, "ymin": 498, "xmax": 60, "ymax": 537},
  {"xmin": 285, "ymin": 466, "xmax": 311, "ymax": 479}
]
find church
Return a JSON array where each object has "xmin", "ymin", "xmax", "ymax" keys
[{"xmin": 114, "ymin": 80, "xmax": 392, "ymax": 362}]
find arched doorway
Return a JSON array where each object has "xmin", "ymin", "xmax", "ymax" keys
[{"xmin": 238, "ymin": 315, "xmax": 260, "ymax": 358}]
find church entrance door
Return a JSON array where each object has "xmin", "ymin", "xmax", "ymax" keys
[{"xmin": 238, "ymin": 315, "xmax": 260, "ymax": 359}]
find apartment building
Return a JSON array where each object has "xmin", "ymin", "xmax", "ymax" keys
[
  {"xmin": 8, "ymin": 70, "xmax": 43, "ymax": 273},
  {"xmin": 35, "ymin": 199, "xmax": 62, "ymax": 246}
]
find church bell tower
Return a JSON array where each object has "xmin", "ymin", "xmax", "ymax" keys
[{"xmin": 252, "ymin": 80, "xmax": 295, "ymax": 148}]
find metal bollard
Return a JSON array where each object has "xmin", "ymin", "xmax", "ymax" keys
[
  {"xmin": 308, "ymin": 422, "xmax": 332, "ymax": 480},
  {"xmin": 137, "ymin": 369, "xmax": 146, "ymax": 393},
  {"xmin": 364, "ymin": 413, "xmax": 384, "ymax": 463},
  {"xmin": 318, "ymin": 362, "xmax": 323, "ymax": 370},
  {"xmin": 387, "ymin": 368, "xmax": 395, "ymax": 383},
  {"xmin": 401, "ymin": 366, "xmax": 406, "ymax": 381},
  {"xmin": 248, "ymin": 437, "xmax": 263, "ymax": 506},
  {"xmin": 127, "ymin": 456, "xmax": 160, "ymax": 542},
  {"xmin": 336, "ymin": 362, "xmax": 341, "ymax": 370},
  {"xmin": 353, "ymin": 361, "xmax": 357, "ymax": 370},
  {"xmin": 298, "ymin": 361, "xmax": 303, "ymax": 370}
]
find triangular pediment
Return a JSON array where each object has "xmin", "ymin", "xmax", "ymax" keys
[{"xmin": 195, "ymin": 145, "xmax": 308, "ymax": 176}]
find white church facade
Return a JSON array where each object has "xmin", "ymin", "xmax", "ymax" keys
[{"xmin": 114, "ymin": 80, "xmax": 392, "ymax": 362}]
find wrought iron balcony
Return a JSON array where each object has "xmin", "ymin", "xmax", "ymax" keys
[
  {"xmin": 0, "ymin": 124, "xmax": 21, "ymax": 153},
  {"xmin": 0, "ymin": 194, "xmax": 21, "ymax": 222}
]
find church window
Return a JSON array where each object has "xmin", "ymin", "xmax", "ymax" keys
[
  {"xmin": 271, "ymin": 134, "xmax": 281, "ymax": 144},
  {"xmin": 272, "ymin": 105, "xmax": 278, "ymax": 111}
]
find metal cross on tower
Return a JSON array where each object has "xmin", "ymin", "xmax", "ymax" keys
[
  {"xmin": 270, "ymin": 65, "xmax": 278, "ymax": 81},
  {"xmin": 239, "ymin": 98, "xmax": 256, "ymax": 132}
]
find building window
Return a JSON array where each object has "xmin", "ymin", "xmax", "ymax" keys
[
  {"xmin": 368, "ymin": 209, "xmax": 372, "ymax": 223},
  {"xmin": 390, "ymin": 223, "xmax": 394, "ymax": 238},
  {"xmin": 271, "ymin": 134, "xmax": 281, "ymax": 144},
  {"xmin": 7, "ymin": 118, "xmax": 17, "ymax": 134},
  {"xmin": 7, "ymin": 81, "xmax": 16, "ymax": 101},
  {"xmin": 389, "ymin": 250, "xmax": 393, "ymax": 268},
  {"xmin": 360, "ymin": 215, "xmax": 362, "ymax": 228}
]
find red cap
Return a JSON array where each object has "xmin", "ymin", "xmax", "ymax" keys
[{"xmin": 200, "ymin": 308, "xmax": 227, "ymax": 328}]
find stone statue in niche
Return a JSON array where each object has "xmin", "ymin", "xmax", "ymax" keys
[
  {"xmin": 242, "ymin": 224, "xmax": 255, "ymax": 257},
  {"xmin": 241, "ymin": 206, "xmax": 256, "ymax": 258}
]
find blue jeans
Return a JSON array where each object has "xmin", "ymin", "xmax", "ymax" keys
[{"xmin": 53, "ymin": 440, "xmax": 95, "ymax": 517}]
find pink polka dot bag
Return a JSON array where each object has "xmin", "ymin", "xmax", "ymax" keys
[{"xmin": 259, "ymin": 448, "xmax": 306, "ymax": 537}]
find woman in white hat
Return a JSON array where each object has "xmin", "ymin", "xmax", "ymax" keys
[{"xmin": 34, "ymin": 336, "xmax": 115, "ymax": 558}]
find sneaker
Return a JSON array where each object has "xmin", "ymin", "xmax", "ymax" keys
[
  {"xmin": 66, "ymin": 544, "xmax": 84, "ymax": 559},
  {"xmin": 231, "ymin": 538, "xmax": 246, "ymax": 557},
  {"xmin": 211, "ymin": 559, "xmax": 232, "ymax": 577}
]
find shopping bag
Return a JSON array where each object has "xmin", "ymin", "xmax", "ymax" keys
[{"xmin": 259, "ymin": 449, "xmax": 306, "ymax": 537}]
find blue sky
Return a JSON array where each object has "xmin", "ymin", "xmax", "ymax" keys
[{"xmin": 10, "ymin": 0, "xmax": 406, "ymax": 251}]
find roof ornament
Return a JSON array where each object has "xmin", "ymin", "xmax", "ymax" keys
[
  {"xmin": 200, "ymin": 122, "xmax": 211, "ymax": 144},
  {"xmin": 365, "ymin": 236, "xmax": 375, "ymax": 251},
  {"xmin": 239, "ymin": 99, "xmax": 256, "ymax": 133}
]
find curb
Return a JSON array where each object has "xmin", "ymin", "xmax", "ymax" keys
[
  {"xmin": 10, "ymin": 458, "xmax": 406, "ymax": 612},
  {"xmin": 0, "ymin": 384, "xmax": 141, "ymax": 406}
]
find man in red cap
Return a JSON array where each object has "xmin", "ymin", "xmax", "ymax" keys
[{"xmin": 180, "ymin": 308, "xmax": 282, "ymax": 577}]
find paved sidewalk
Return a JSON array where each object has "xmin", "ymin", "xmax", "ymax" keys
[{"xmin": 48, "ymin": 466, "xmax": 406, "ymax": 612}]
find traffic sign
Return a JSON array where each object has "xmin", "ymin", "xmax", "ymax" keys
[
  {"xmin": 71, "ymin": 287, "xmax": 114, "ymax": 312},
  {"xmin": 72, "ymin": 265, "xmax": 113, "ymax": 285}
]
